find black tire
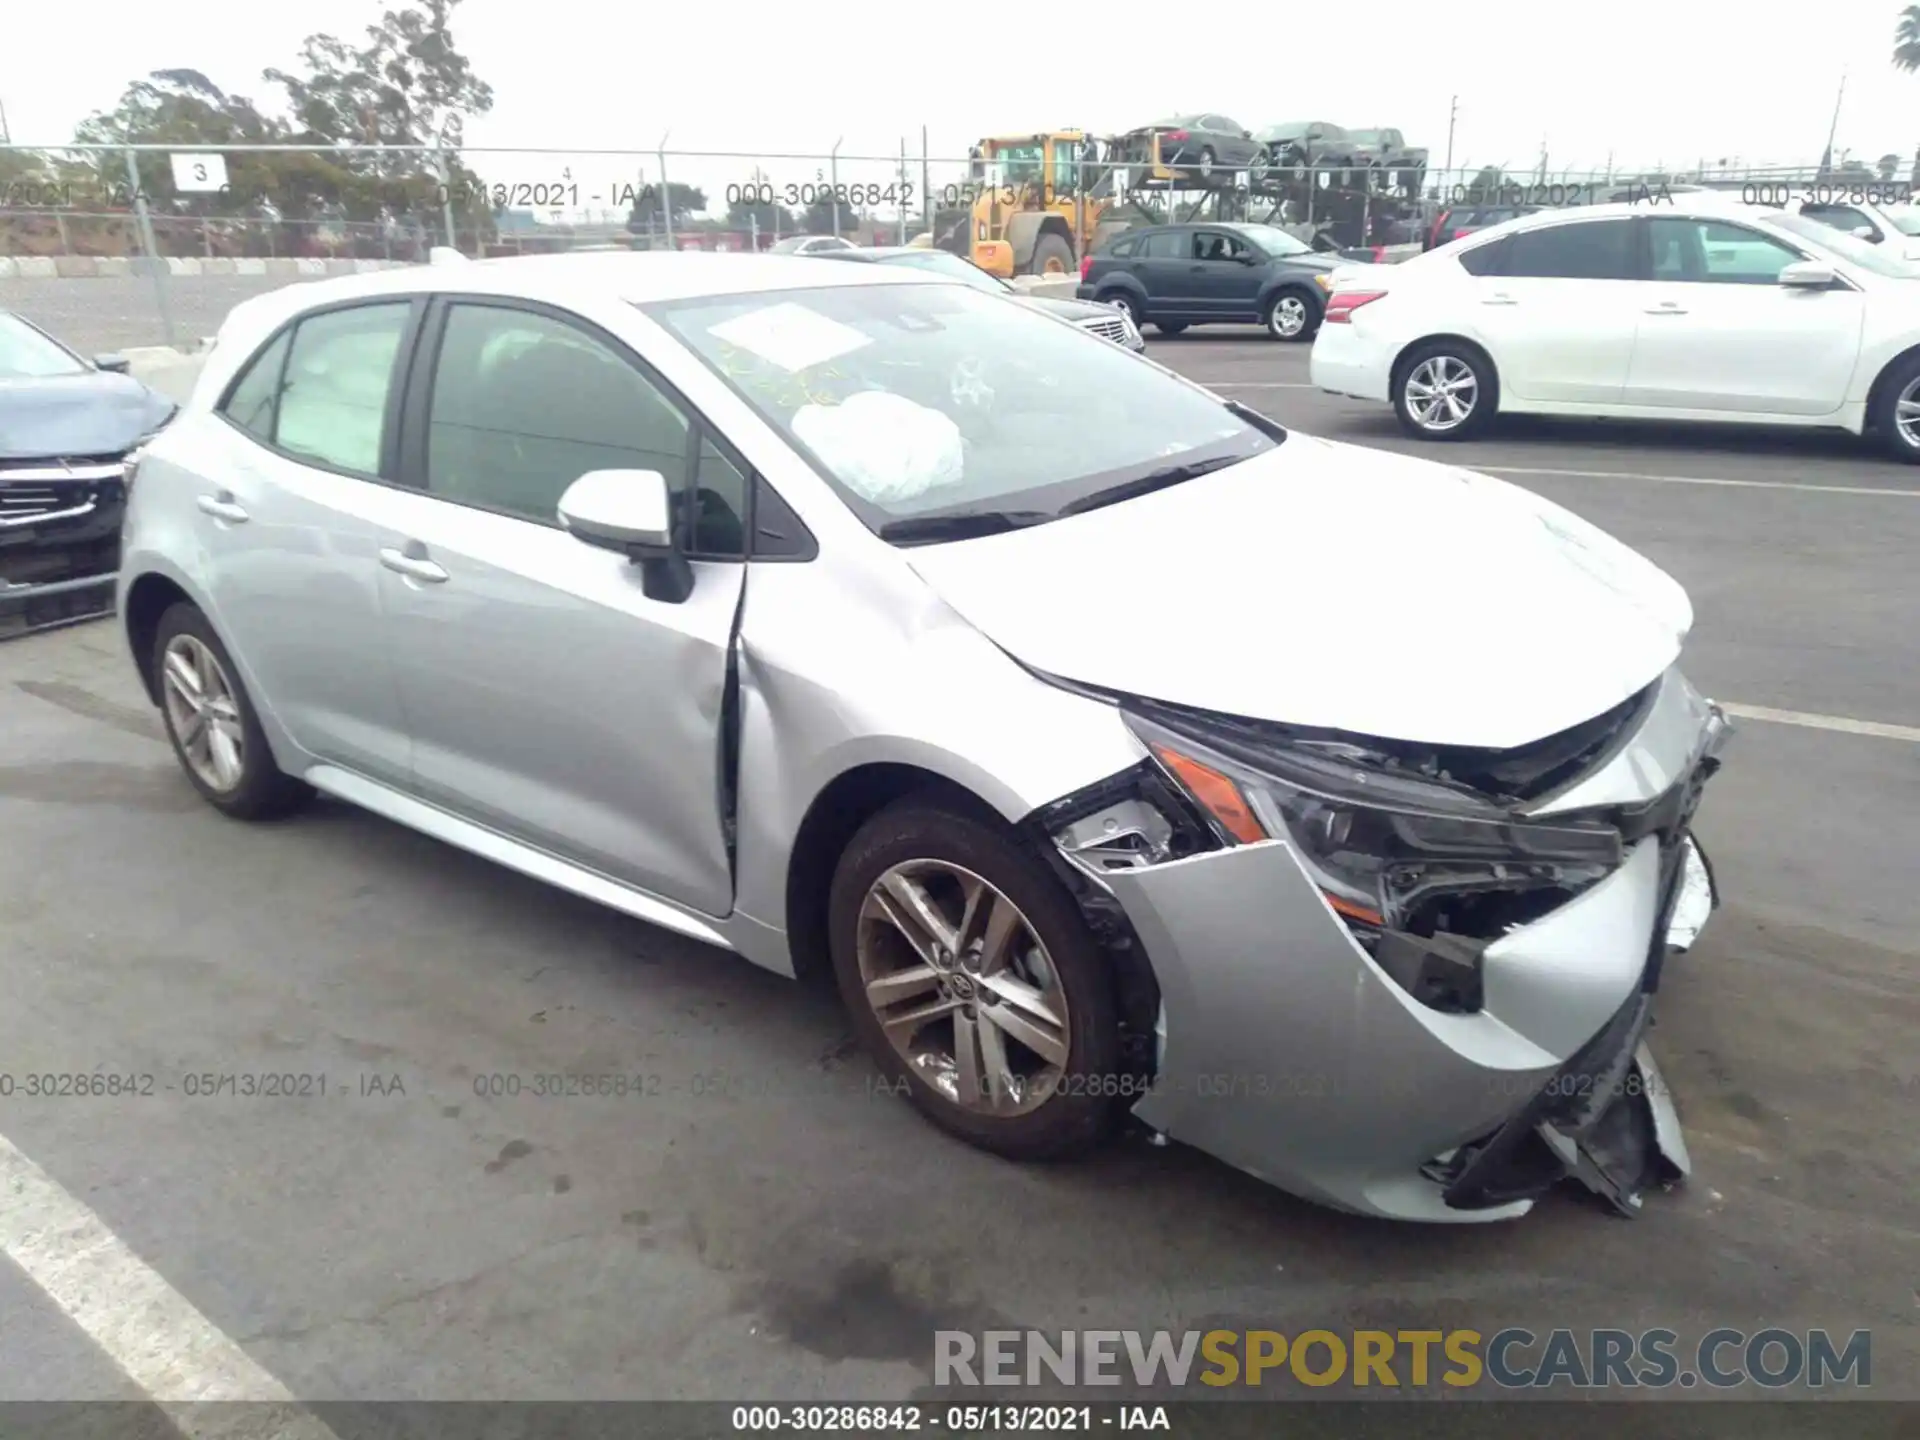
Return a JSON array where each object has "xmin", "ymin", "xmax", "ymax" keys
[
  {"xmin": 1263, "ymin": 287, "xmax": 1320, "ymax": 342},
  {"xmin": 1392, "ymin": 338, "xmax": 1498, "ymax": 441},
  {"xmin": 828, "ymin": 797, "xmax": 1122, "ymax": 1162},
  {"xmin": 1029, "ymin": 233, "xmax": 1075, "ymax": 277},
  {"xmin": 1154, "ymin": 322, "xmax": 1188, "ymax": 335},
  {"xmin": 1099, "ymin": 289, "xmax": 1145, "ymax": 327},
  {"xmin": 1873, "ymin": 352, "xmax": 1920, "ymax": 463},
  {"xmin": 152, "ymin": 601, "xmax": 314, "ymax": 820},
  {"xmin": 1197, "ymin": 146, "xmax": 1216, "ymax": 179}
]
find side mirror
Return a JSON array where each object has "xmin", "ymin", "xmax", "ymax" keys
[
  {"xmin": 558, "ymin": 468, "xmax": 692, "ymax": 603},
  {"xmin": 1237, "ymin": 250, "xmax": 1261, "ymax": 264},
  {"xmin": 1778, "ymin": 260, "xmax": 1838, "ymax": 289},
  {"xmin": 1852, "ymin": 225, "xmax": 1883, "ymax": 243},
  {"xmin": 94, "ymin": 353, "xmax": 131, "ymax": 374}
]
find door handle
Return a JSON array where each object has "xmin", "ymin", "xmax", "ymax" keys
[
  {"xmin": 379, "ymin": 546, "xmax": 449, "ymax": 584},
  {"xmin": 1643, "ymin": 303, "xmax": 1689, "ymax": 315},
  {"xmin": 1480, "ymin": 294, "xmax": 1518, "ymax": 306},
  {"xmin": 195, "ymin": 493, "xmax": 249, "ymax": 524}
]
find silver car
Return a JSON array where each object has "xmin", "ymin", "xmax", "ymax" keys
[{"xmin": 118, "ymin": 252, "xmax": 1727, "ymax": 1222}]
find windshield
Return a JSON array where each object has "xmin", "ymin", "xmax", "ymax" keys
[
  {"xmin": 0, "ymin": 313, "xmax": 88, "ymax": 379},
  {"xmin": 1762, "ymin": 209, "xmax": 1920, "ymax": 278},
  {"xmin": 1229, "ymin": 224, "xmax": 1311, "ymax": 257},
  {"xmin": 1882, "ymin": 204, "xmax": 1920, "ymax": 237},
  {"xmin": 646, "ymin": 284, "xmax": 1275, "ymax": 534},
  {"xmin": 996, "ymin": 144, "xmax": 1044, "ymax": 185},
  {"xmin": 876, "ymin": 250, "xmax": 1011, "ymax": 294}
]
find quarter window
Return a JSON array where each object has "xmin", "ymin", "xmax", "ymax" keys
[
  {"xmin": 423, "ymin": 302, "xmax": 746, "ymax": 556},
  {"xmin": 1503, "ymin": 220, "xmax": 1635, "ymax": 280},
  {"xmin": 274, "ymin": 303, "xmax": 411, "ymax": 475},
  {"xmin": 219, "ymin": 329, "xmax": 292, "ymax": 442}
]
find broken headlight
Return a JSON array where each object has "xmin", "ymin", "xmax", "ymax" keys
[{"xmin": 1122, "ymin": 709, "xmax": 1625, "ymax": 939}]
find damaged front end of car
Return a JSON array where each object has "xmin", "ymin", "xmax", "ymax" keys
[{"xmin": 1024, "ymin": 666, "xmax": 1729, "ymax": 1222}]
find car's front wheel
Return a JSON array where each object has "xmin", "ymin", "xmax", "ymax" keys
[
  {"xmin": 1100, "ymin": 289, "xmax": 1144, "ymax": 328},
  {"xmin": 828, "ymin": 797, "xmax": 1122, "ymax": 1162},
  {"xmin": 1264, "ymin": 288, "xmax": 1319, "ymax": 342},
  {"xmin": 1393, "ymin": 339, "xmax": 1497, "ymax": 440},
  {"xmin": 1873, "ymin": 352, "xmax": 1920, "ymax": 463},
  {"xmin": 153, "ymin": 601, "xmax": 313, "ymax": 820}
]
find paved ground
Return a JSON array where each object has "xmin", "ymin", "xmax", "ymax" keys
[
  {"xmin": 0, "ymin": 314, "xmax": 1915, "ymax": 1428},
  {"xmin": 1, "ymin": 275, "xmax": 332, "ymax": 353}
]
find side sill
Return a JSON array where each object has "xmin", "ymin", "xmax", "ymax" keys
[{"xmin": 303, "ymin": 764, "xmax": 737, "ymax": 952}]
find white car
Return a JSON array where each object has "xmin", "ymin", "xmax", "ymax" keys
[
  {"xmin": 1311, "ymin": 199, "xmax": 1920, "ymax": 460},
  {"xmin": 1740, "ymin": 191, "xmax": 1920, "ymax": 264}
]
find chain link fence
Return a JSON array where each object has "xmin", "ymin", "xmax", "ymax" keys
[{"xmin": 4, "ymin": 138, "xmax": 1909, "ymax": 351}]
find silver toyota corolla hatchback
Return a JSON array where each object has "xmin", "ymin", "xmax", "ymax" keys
[{"xmin": 118, "ymin": 251, "xmax": 1728, "ymax": 1222}]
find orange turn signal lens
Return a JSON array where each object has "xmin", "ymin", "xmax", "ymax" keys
[{"xmin": 1151, "ymin": 744, "xmax": 1267, "ymax": 845}]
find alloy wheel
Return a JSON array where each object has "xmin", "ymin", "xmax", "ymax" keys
[
  {"xmin": 161, "ymin": 634, "xmax": 246, "ymax": 792},
  {"xmin": 1405, "ymin": 354, "xmax": 1479, "ymax": 431},
  {"xmin": 855, "ymin": 859, "xmax": 1071, "ymax": 1117},
  {"xmin": 1896, "ymin": 375, "xmax": 1920, "ymax": 449},
  {"xmin": 1270, "ymin": 295, "xmax": 1308, "ymax": 339}
]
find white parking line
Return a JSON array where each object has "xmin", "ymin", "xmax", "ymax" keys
[
  {"xmin": 1204, "ymin": 381, "xmax": 1319, "ymax": 389},
  {"xmin": 1478, "ymin": 465, "xmax": 1920, "ymax": 499},
  {"xmin": 1720, "ymin": 703, "xmax": 1920, "ymax": 744},
  {"xmin": 0, "ymin": 1132, "xmax": 340, "ymax": 1434}
]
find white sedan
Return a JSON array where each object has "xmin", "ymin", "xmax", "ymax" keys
[{"xmin": 1309, "ymin": 199, "xmax": 1920, "ymax": 461}]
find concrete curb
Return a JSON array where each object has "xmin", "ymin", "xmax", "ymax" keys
[
  {"xmin": 1011, "ymin": 276, "xmax": 1079, "ymax": 298},
  {"xmin": 0, "ymin": 256, "xmax": 415, "ymax": 280}
]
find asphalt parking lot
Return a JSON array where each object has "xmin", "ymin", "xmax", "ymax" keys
[{"xmin": 1, "ymin": 309, "xmax": 1916, "ymax": 1430}]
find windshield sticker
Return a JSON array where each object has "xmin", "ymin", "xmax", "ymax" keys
[{"xmin": 708, "ymin": 302, "xmax": 873, "ymax": 373}]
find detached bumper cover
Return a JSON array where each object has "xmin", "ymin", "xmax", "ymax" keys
[{"xmin": 1051, "ymin": 668, "xmax": 1728, "ymax": 1222}]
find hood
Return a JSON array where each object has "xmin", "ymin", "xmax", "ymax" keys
[
  {"xmin": 0, "ymin": 371, "xmax": 175, "ymax": 461},
  {"xmin": 1015, "ymin": 294, "xmax": 1128, "ymax": 323},
  {"xmin": 902, "ymin": 435, "xmax": 1693, "ymax": 750}
]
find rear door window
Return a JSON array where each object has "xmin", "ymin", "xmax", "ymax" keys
[
  {"xmin": 1503, "ymin": 220, "xmax": 1636, "ymax": 280},
  {"xmin": 1140, "ymin": 231, "xmax": 1185, "ymax": 258}
]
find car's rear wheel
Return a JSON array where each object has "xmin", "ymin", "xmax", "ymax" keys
[
  {"xmin": 1264, "ymin": 288, "xmax": 1319, "ymax": 342},
  {"xmin": 1873, "ymin": 353, "xmax": 1920, "ymax": 463},
  {"xmin": 153, "ymin": 602, "xmax": 313, "ymax": 820},
  {"xmin": 1100, "ymin": 289, "xmax": 1144, "ymax": 327},
  {"xmin": 1393, "ymin": 339, "xmax": 1497, "ymax": 440},
  {"xmin": 1154, "ymin": 322, "xmax": 1187, "ymax": 335},
  {"xmin": 1197, "ymin": 147, "xmax": 1216, "ymax": 179},
  {"xmin": 828, "ymin": 798, "xmax": 1122, "ymax": 1162}
]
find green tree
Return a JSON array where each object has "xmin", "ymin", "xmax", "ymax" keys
[
  {"xmin": 623, "ymin": 181, "xmax": 707, "ymax": 232},
  {"xmin": 68, "ymin": 1, "xmax": 496, "ymax": 252},
  {"xmin": 74, "ymin": 69, "xmax": 293, "ymax": 212},
  {"xmin": 725, "ymin": 169, "xmax": 796, "ymax": 238},
  {"xmin": 801, "ymin": 191, "xmax": 845, "ymax": 235},
  {"xmin": 1895, "ymin": 4, "xmax": 1920, "ymax": 69}
]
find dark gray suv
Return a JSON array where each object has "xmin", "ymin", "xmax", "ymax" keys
[{"xmin": 1077, "ymin": 223, "xmax": 1337, "ymax": 341}]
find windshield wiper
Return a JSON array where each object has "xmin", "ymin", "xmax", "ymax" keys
[
  {"xmin": 1058, "ymin": 454, "xmax": 1245, "ymax": 517},
  {"xmin": 877, "ymin": 509, "xmax": 1053, "ymax": 544}
]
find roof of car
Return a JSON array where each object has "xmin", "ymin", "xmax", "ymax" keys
[
  {"xmin": 192, "ymin": 251, "xmax": 951, "ymax": 407},
  {"xmin": 248, "ymin": 249, "xmax": 935, "ymax": 311}
]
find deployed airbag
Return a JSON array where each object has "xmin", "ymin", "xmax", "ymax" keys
[{"xmin": 793, "ymin": 391, "xmax": 965, "ymax": 504}]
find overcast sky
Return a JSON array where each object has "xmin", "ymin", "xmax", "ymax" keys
[{"xmin": 4, "ymin": 0, "xmax": 1918, "ymax": 213}]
